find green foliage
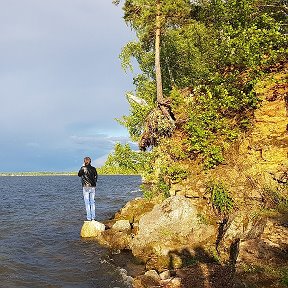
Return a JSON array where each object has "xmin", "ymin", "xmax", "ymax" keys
[
  {"xmin": 157, "ymin": 177, "xmax": 170, "ymax": 198},
  {"xmin": 140, "ymin": 148, "xmax": 187, "ymax": 198},
  {"xmin": 197, "ymin": 213, "xmax": 208, "ymax": 225},
  {"xmin": 140, "ymin": 177, "xmax": 170, "ymax": 199},
  {"xmin": 161, "ymin": 22, "xmax": 215, "ymax": 89},
  {"xmin": 166, "ymin": 164, "xmax": 188, "ymax": 182},
  {"xmin": 120, "ymin": 42, "xmax": 155, "ymax": 76},
  {"xmin": 140, "ymin": 183, "xmax": 155, "ymax": 200},
  {"xmin": 117, "ymin": 0, "xmax": 287, "ymax": 190},
  {"xmin": 208, "ymin": 182, "xmax": 234, "ymax": 214},
  {"xmin": 241, "ymin": 264, "xmax": 288, "ymax": 287},
  {"xmin": 160, "ymin": 136, "xmax": 189, "ymax": 161},
  {"xmin": 123, "ymin": 0, "xmax": 192, "ymax": 36},
  {"xmin": 117, "ymin": 76, "xmax": 155, "ymax": 141},
  {"xmin": 98, "ymin": 143, "xmax": 146, "ymax": 175},
  {"xmin": 185, "ymin": 88, "xmax": 243, "ymax": 168},
  {"xmin": 204, "ymin": 146, "xmax": 225, "ymax": 169}
]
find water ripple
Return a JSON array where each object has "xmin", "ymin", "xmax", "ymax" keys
[{"xmin": 0, "ymin": 175, "xmax": 142, "ymax": 287}]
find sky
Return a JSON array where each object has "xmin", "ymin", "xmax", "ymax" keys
[{"xmin": 0, "ymin": 0, "xmax": 137, "ymax": 172}]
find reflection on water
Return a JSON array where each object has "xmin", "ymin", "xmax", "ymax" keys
[{"xmin": 0, "ymin": 175, "xmax": 142, "ymax": 288}]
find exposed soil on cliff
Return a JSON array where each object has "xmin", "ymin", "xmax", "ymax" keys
[{"xmin": 155, "ymin": 63, "xmax": 288, "ymax": 288}]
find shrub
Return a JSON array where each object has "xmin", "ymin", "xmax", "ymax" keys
[{"xmin": 208, "ymin": 182, "xmax": 234, "ymax": 214}]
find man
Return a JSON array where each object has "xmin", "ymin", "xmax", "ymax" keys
[{"xmin": 78, "ymin": 157, "xmax": 98, "ymax": 221}]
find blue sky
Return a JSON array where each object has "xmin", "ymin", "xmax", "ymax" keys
[{"xmin": 0, "ymin": 0, "xmax": 137, "ymax": 172}]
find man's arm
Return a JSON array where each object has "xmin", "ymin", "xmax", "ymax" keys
[
  {"xmin": 78, "ymin": 167, "xmax": 84, "ymax": 177},
  {"xmin": 95, "ymin": 168, "xmax": 98, "ymax": 182}
]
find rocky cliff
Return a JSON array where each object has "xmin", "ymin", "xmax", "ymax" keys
[{"xmin": 91, "ymin": 65, "xmax": 287, "ymax": 288}]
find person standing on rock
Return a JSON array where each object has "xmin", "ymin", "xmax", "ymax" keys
[{"xmin": 78, "ymin": 157, "xmax": 98, "ymax": 221}]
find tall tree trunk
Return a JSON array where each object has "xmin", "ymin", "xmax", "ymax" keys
[
  {"xmin": 155, "ymin": 0, "xmax": 173, "ymax": 120},
  {"xmin": 155, "ymin": 0, "xmax": 164, "ymax": 105}
]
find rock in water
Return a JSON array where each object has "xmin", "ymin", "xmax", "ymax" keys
[{"xmin": 80, "ymin": 220, "xmax": 105, "ymax": 238}]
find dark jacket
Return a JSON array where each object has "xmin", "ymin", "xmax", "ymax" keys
[{"xmin": 78, "ymin": 164, "xmax": 98, "ymax": 187}]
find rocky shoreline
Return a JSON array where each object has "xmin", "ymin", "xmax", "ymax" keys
[
  {"xmin": 80, "ymin": 194, "xmax": 287, "ymax": 288},
  {"xmin": 80, "ymin": 69, "xmax": 288, "ymax": 287}
]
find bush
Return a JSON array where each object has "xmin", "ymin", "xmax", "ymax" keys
[{"xmin": 207, "ymin": 182, "xmax": 234, "ymax": 214}]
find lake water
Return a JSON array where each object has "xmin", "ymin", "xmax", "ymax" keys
[{"xmin": 0, "ymin": 175, "xmax": 143, "ymax": 288}]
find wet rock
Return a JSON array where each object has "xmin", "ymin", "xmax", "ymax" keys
[
  {"xmin": 118, "ymin": 268, "xmax": 134, "ymax": 287},
  {"xmin": 80, "ymin": 220, "xmax": 105, "ymax": 238},
  {"xmin": 101, "ymin": 230, "xmax": 132, "ymax": 250}
]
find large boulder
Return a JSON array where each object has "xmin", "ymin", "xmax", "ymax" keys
[{"xmin": 130, "ymin": 195, "xmax": 216, "ymax": 270}]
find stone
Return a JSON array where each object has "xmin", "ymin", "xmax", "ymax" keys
[
  {"xmin": 170, "ymin": 277, "xmax": 182, "ymax": 288},
  {"xmin": 160, "ymin": 277, "xmax": 182, "ymax": 288},
  {"xmin": 159, "ymin": 270, "xmax": 171, "ymax": 280},
  {"xmin": 216, "ymin": 212, "xmax": 267, "ymax": 262},
  {"xmin": 118, "ymin": 268, "xmax": 134, "ymax": 287},
  {"xmin": 101, "ymin": 230, "xmax": 132, "ymax": 250},
  {"xmin": 144, "ymin": 270, "xmax": 160, "ymax": 281},
  {"xmin": 130, "ymin": 196, "xmax": 216, "ymax": 267},
  {"xmin": 112, "ymin": 219, "xmax": 131, "ymax": 232},
  {"xmin": 132, "ymin": 274, "xmax": 160, "ymax": 288},
  {"xmin": 92, "ymin": 220, "xmax": 106, "ymax": 231},
  {"xmin": 80, "ymin": 220, "xmax": 105, "ymax": 238},
  {"xmin": 114, "ymin": 197, "xmax": 156, "ymax": 223},
  {"xmin": 237, "ymin": 219, "xmax": 288, "ymax": 268},
  {"xmin": 169, "ymin": 184, "xmax": 184, "ymax": 197},
  {"xmin": 175, "ymin": 190, "xmax": 186, "ymax": 197}
]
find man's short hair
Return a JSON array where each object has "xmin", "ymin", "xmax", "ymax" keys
[{"xmin": 84, "ymin": 157, "xmax": 91, "ymax": 165}]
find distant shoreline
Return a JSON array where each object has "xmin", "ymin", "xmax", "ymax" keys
[
  {"xmin": 0, "ymin": 172, "xmax": 141, "ymax": 177},
  {"xmin": 0, "ymin": 172, "xmax": 77, "ymax": 176}
]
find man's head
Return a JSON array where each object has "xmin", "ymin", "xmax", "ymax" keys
[{"xmin": 84, "ymin": 157, "xmax": 91, "ymax": 166}]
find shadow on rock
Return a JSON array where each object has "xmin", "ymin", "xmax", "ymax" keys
[{"xmin": 168, "ymin": 247, "xmax": 242, "ymax": 288}]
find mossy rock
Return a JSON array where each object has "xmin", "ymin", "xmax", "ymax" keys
[
  {"xmin": 145, "ymin": 254, "xmax": 171, "ymax": 272},
  {"xmin": 101, "ymin": 230, "xmax": 132, "ymax": 250},
  {"xmin": 114, "ymin": 197, "xmax": 158, "ymax": 223}
]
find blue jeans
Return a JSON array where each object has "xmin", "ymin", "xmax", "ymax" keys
[{"xmin": 83, "ymin": 187, "xmax": 96, "ymax": 220}]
